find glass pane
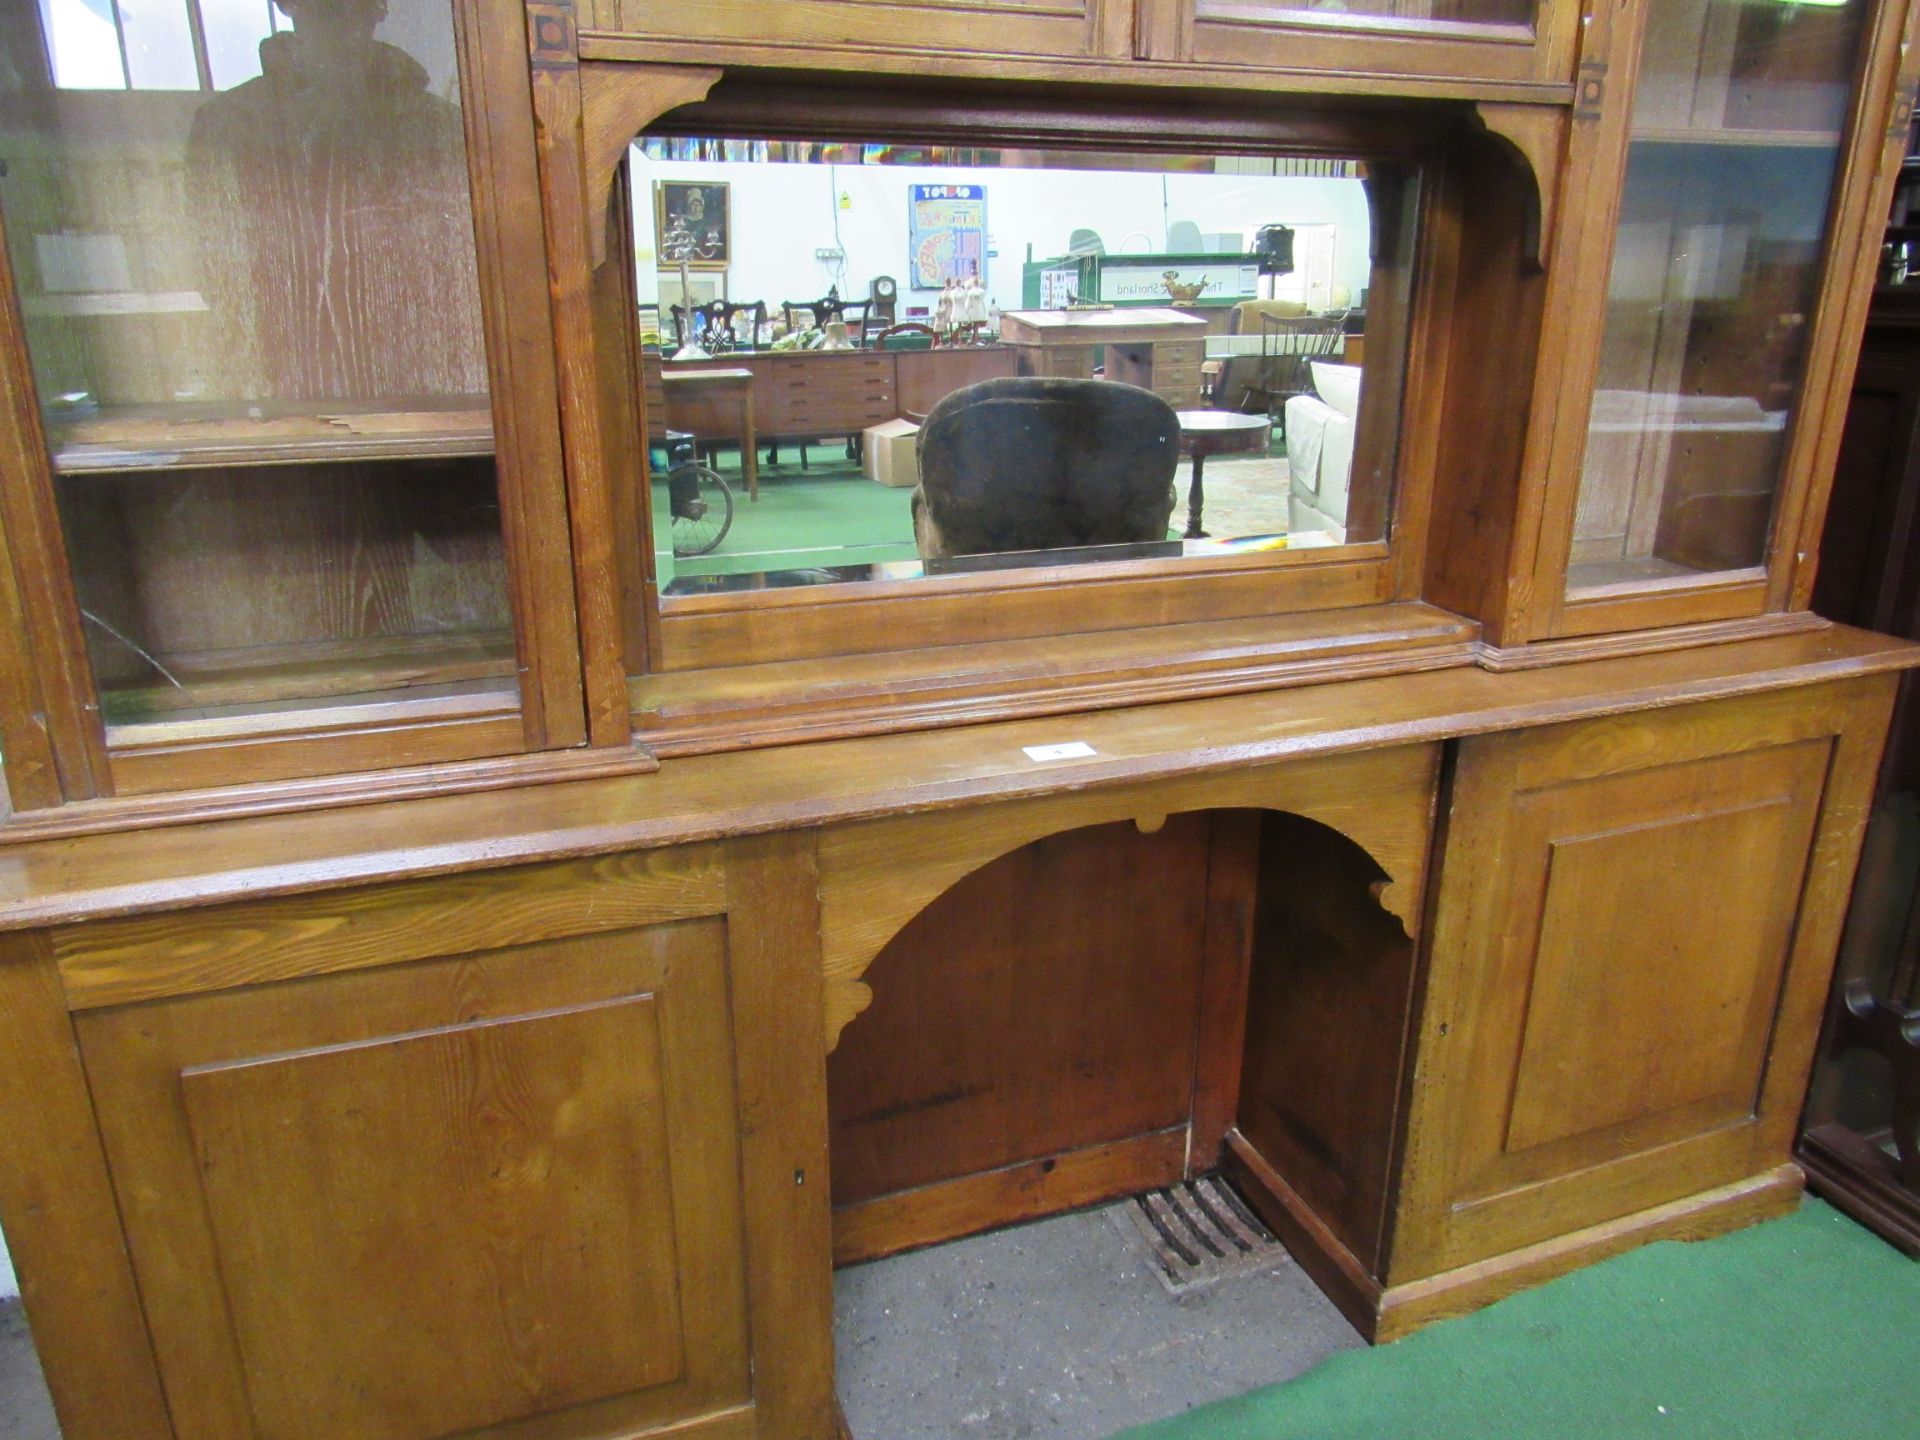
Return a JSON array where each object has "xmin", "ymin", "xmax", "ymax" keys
[
  {"xmin": 120, "ymin": 0, "xmax": 200, "ymax": 90},
  {"xmin": 200, "ymin": 0, "xmax": 275, "ymax": 91},
  {"xmin": 634, "ymin": 140, "xmax": 1408, "ymax": 600},
  {"xmin": 37, "ymin": 0, "xmax": 127, "ymax": 89},
  {"xmin": 0, "ymin": 0, "xmax": 513, "ymax": 732},
  {"xmin": 1566, "ymin": 0, "xmax": 1866, "ymax": 594},
  {"xmin": 1197, "ymin": 0, "xmax": 1535, "ymax": 39}
]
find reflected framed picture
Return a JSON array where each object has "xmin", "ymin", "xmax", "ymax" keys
[
  {"xmin": 647, "ymin": 271, "xmax": 727, "ymax": 347},
  {"xmin": 654, "ymin": 180, "xmax": 731, "ymax": 270}
]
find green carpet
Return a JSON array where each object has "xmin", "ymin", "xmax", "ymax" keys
[
  {"xmin": 1118, "ymin": 1201, "xmax": 1919, "ymax": 1440},
  {"xmin": 653, "ymin": 456, "xmax": 917, "ymax": 581},
  {"xmin": 652, "ymin": 438, "xmax": 1296, "ymax": 583}
]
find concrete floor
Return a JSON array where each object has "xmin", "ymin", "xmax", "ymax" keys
[
  {"xmin": 0, "ymin": 1202, "xmax": 1361, "ymax": 1440},
  {"xmin": 0, "ymin": 1303, "xmax": 58, "ymax": 1440},
  {"xmin": 835, "ymin": 1205, "xmax": 1363, "ymax": 1440}
]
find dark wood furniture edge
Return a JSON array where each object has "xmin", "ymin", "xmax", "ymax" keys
[
  {"xmin": 458, "ymin": 0, "xmax": 591, "ymax": 752},
  {"xmin": 638, "ymin": 606, "xmax": 1839, "ymax": 758},
  {"xmin": 0, "ymin": 744, "xmax": 658, "ymax": 846},
  {"xmin": 1, "ymin": 627, "xmax": 1914, "ymax": 934},
  {"xmin": 1798, "ymin": 1123, "xmax": 1920, "ymax": 1256}
]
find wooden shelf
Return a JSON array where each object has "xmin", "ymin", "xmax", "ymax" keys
[
  {"xmin": 50, "ymin": 399, "xmax": 496, "ymax": 475},
  {"xmin": 97, "ymin": 629, "xmax": 517, "ymax": 723},
  {"xmin": 1630, "ymin": 126, "xmax": 1843, "ymax": 149}
]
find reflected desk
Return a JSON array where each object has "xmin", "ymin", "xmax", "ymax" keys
[
  {"xmin": 663, "ymin": 367, "xmax": 759, "ymax": 500},
  {"xmin": 1001, "ymin": 307, "xmax": 1209, "ymax": 409},
  {"xmin": 657, "ymin": 349, "xmax": 1018, "ymax": 473}
]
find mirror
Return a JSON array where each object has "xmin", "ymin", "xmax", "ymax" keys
[{"xmin": 628, "ymin": 138, "xmax": 1408, "ymax": 597}]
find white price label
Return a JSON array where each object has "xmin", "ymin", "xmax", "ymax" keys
[{"xmin": 1022, "ymin": 742, "xmax": 1097, "ymax": 762}]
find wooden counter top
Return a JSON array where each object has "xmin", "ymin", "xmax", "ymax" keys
[
  {"xmin": 0, "ymin": 622, "xmax": 1913, "ymax": 932},
  {"xmin": 999, "ymin": 308, "xmax": 1208, "ymax": 346}
]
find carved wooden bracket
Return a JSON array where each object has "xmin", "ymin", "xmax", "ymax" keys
[
  {"xmin": 580, "ymin": 61, "xmax": 723, "ymax": 266},
  {"xmin": 814, "ymin": 748, "xmax": 1439, "ymax": 1052},
  {"xmin": 1472, "ymin": 102, "xmax": 1568, "ymax": 271}
]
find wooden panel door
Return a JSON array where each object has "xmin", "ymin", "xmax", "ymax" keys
[
  {"xmin": 1393, "ymin": 680, "xmax": 1896, "ymax": 1282},
  {"xmin": 1139, "ymin": 0, "xmax": 1581, "ymax": 88},
  {"xmin": 65, "ymin": 845, "xmax": 835, "ymax": 1440},
  {"xmin": 579, "ymin": 0, "xmax": 1133, "ymax": 63}
]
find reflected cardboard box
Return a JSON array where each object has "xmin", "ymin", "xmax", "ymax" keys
[{"xmin": 865, "ymin": 418, "xmax": 921, "ymax": 488}]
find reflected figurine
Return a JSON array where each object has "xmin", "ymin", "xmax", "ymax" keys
[{"xmin": 185, "ymin": 0, "xmax": 487, "ymax": 403}]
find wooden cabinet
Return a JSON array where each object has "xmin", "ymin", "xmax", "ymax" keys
[
  {"xmin": 22, "ymin": 842, "xmax": 837, "ymax": 1440},
  {"xmin": 0, "ymin": 0, "xmax": 1914, "ymax": 1431},
  {"xmin": 1136, "ymin": 0, "xmax": 1581, "ymax": 87},
  {"xmin": 1393, "ymin": 681, "xmax": 1895, "ymax": 1283},
  {"xmin": 577, "ymin": 0, "xmax": 1133, "ymax": 63}
]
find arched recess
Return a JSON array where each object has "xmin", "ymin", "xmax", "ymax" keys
[{"xmin": 815, "ymin": 742, "xmax": 1440, "ymax": 1053}]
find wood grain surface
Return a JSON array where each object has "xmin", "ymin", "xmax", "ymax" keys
[{"xmin": 0, "ymin": 626, "xmax": 1908, "ymax": 935}]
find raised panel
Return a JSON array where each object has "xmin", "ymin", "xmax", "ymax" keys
[
  {"xmin": 1500, "ymin": 794, "xmax": 1810, "ymax": 1158},
  {"xmin": 76, "ymin": 921, "xmax": 753, "ymax": 1440},
  {"xmin": 583, "ymin": 0, "xmax": 1127, "ymax": 62},
  {"xmin": 179, "ymin": 998, "xmax": 684, "ymax": 1440},
  {"xmin": 1392, "ymin": 683, "xmax": 1903, "ymax": 1284}
]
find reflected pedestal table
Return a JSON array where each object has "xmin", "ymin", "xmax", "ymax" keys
[{"xmin": 1176, "ymin": 411, "xmax": 1272, "ymax": 539}]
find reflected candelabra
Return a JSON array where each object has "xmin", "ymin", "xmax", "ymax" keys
[{"xmin": 662, "ymin": 220, "xmax": 711, "ymax": 361}]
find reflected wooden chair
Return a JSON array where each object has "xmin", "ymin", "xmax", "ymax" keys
[
  {"xmin": 781, "ymin": 289, "xmax": 873, "ymax": 344},
  {"xmin": 1254, "ymin": 309, "xmax": 1349, "ymax": 435},
  {"xmin": 1208, "ymin": 300, "xmax": 1307, "ymax": 411},
  {"xmin": 911, "ymin": 377, "xmax": 1180, "ymax": 560},
  {"xmin": 670, "ymin": 299, "xmax": 767, "ymax": 355}
]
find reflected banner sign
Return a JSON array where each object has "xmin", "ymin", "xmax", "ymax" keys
[{"xmin": 910, "ymin": 184, "xmax": 987, "ymax": 289}]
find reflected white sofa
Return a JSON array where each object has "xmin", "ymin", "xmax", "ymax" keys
[{"xmin": 1284, "ymin": 361, "xmax": 1361, "ymax": 547}]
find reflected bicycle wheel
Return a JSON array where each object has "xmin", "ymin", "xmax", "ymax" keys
[{"xmin": 669, "ymin": 462, "xmax": 734, "ymax": 558}]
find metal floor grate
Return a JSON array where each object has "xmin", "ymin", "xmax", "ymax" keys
[{"xmin": 1110, "ymin": 1174, "xmax": 1294, "ymax": 1296}]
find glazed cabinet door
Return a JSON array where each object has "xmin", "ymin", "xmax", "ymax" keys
[
  {"xmin": 577, "ymin": 0, "xmax": 1134, "ymax": 63},
  {"xmin": 1135, "ymin": 0, "xmax": 1581, "ymax": 88},
  {"xmin": 1393, "ymin": 679, "xmax": 1896, "ymax": 1282},
  {"xmin": 0, "ymin": 0, "xmax": 583, "ymax": 805},
  {"xmin": 43, "ymin": 841, "xmax": 834, "ymax": 1440},
  {"xmin": 1524, "ymin": 0, "xmax": 1918, "ymax": 638}
]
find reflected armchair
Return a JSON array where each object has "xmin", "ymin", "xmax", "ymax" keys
[
  {"xmin": 1285, "ymin": 361, "xmax": 1361, "ymax": 546},
  {"xmin": 911, "ymin": 377, "xmax": 1181, "ymax": 560}
]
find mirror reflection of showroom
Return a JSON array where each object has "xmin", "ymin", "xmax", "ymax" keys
[{"xmin": 634, "ymin": 141, "xmax": 1381, "ymax": 589}]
